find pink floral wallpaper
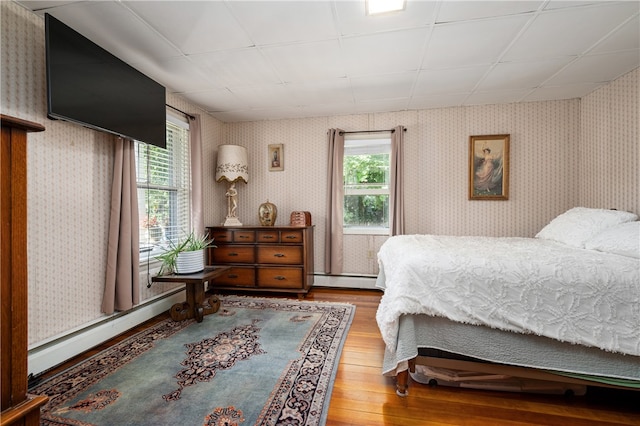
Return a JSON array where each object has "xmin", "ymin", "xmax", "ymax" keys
[{"xmin": 2, "ymin": 1, "xmax": 637, "ymax": 346}]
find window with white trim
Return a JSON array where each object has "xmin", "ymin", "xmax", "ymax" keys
[
  {"xmin": 343, "ymin": 134, "xmax": 390, "ymax": 234},
  {"xmin": 136, "ymin": 112, "xmax": 191, "ymax": 258}
]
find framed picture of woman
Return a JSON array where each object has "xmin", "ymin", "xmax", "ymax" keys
[
  {"xmin": 469, "ymin": 134, "xmax": 509, "ymax": 200},
  {"xmin": 269, "ymin": 144, "xmax": 284, "ymax": 171}
]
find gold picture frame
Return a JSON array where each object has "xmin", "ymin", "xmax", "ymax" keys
[
  {"xmin": 469, "ymin": 134, "xmax": 509, "ymax": 200},
  {"xmin": 269, "ymin": 144, "xmax": 283, "ymax": 171}
]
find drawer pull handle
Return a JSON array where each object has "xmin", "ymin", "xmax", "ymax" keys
[
  {"xmin": 228, "ymin": 252, "xmax": 238, "ymax": 256},
  {"xmin": 239, "ymin": 235, "xmax": 249, "ymax": 239},
  {"xmin": 274, "ymin": 275, "xmax": 286, "ymax": 280},
  {"xmin": 285, "ymin": 235, "xmax": 297, "ymax": 239},
  {"xmin": 227, "ymin": 274, "xmax": 238, "ymax": 278},
  {"xmin": 274, "ymin": 253, "xmax": 285, "ymax": 257},
  {"xmin": 263, "ymin": 235, "xmax": 274, "ymax": 239}
]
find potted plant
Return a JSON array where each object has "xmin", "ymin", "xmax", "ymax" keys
[{"xmin": 155, "ymin": 231, "xmax": 214, "ymax": 275}]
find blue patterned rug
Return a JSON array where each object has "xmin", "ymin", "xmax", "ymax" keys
[{"xmin": 31, "ymin": 296, "xmax": 355, "ymax": 425}]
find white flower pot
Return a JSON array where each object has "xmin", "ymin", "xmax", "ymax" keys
[{"xmin": 175, "ymin": 249, "xmax": 204, "ymax": 274}]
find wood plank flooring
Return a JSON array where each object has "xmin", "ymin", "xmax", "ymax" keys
[{"xmin": 35, "ymin": 288, "xmax": 639, "ymax": 425}]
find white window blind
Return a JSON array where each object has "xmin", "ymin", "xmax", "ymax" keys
[{"xmin": 136, "ymin": 114, "xmax": 191, "ymax": 257}]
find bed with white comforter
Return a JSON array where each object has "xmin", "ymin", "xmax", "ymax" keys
[{"xmin": 375, "ymin": 208, "xmax": 640, "ymax": 389}]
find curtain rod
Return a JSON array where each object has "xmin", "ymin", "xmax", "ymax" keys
[
  {"xmin": 166, "ymin": 104, "xmax": 196, "ymax": 120},
  {"xmin": 339, "ymin": 128, "xmax": 406, "ymax": 135}
]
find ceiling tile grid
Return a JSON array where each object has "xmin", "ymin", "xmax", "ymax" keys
[{"xmin": 15, "ymin": 0, "xmax": 640, "ymax": 122}]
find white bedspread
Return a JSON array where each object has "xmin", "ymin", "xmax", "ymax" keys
[{"xmin": 376, "ymin": 235, "xmax": 640, "ymax": 357}]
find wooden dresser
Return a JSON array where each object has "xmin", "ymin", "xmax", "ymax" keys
[{"xmin": 206, "ymin": 226, "xmax": 314, "ymax": 298}]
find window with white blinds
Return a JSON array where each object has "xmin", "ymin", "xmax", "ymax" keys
[{"xmin": 136, "ymin": 113, "xmax": 191, "ymax": 258}]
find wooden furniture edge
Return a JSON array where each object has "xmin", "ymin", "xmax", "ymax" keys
[
  {"xmin": 395, "ymin": 356, "xmax": 639, "ymax": 396},
  {"xmin": 0, "ymin": 115, "xmax": 45, "ymax": 133},
  {"xmin": 0, "ymin": 395, "xmax": 48, "ymax": 426}
]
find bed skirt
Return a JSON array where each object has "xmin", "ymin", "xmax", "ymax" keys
[{"xmin": 383, "ymin": 314, "xmax": 640, "ymax": 384}]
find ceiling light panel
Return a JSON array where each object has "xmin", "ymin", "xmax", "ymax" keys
[{"xmin": 366, "ymin": 0, "xmax": 406, "ymax": 15}]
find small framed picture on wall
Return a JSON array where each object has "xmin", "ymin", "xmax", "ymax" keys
[
  {"xmin": 469, "ymin": 134, "xmax": 509, "ymax": 200},
  {"xmin": 269, "ymin": 144, "xmax": 284, "ymax": 171}
]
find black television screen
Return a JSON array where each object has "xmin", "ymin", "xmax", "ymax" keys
[{"xmin": 45, "ymin": 13, "xmax": 166, "ymax": 148}]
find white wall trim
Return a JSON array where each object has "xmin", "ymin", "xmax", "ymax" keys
[
  {"xmin": 28, "ymin": 290, "xmax": 184, "ymax": 376},
  {"xmin": 313, "ymin": 274, "xmax": 378, "ymax": 289}
]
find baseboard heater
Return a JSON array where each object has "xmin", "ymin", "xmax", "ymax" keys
[{"xmin": 27, "ymin": 289, "xmax": 184, "ymax": 378}]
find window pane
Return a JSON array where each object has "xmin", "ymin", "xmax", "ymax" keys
[
  {"xmin": 344, "ymin": 194, "xmax": 389, "ymax": 227},
  {"xmin": 344, "ymin": 153, "xmax": 389, "ymax": 188},
  {"xmin": 136, "ymin": 117, "xmax": 190, "ymax": 257},
  {"xmin": 343, "ymin": 149, "xmax": 390, "ymax": 229}
]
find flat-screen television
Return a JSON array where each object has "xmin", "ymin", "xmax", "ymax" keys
[{"xmin": 45, "ymin": 13, "xmax": 167, "ymax": 148}]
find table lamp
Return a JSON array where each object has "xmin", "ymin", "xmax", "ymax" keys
[{"xmin": 215, "ymin": 145, "xmax": 248, "ymax": 226}]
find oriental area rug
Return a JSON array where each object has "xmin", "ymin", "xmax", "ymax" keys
[{"xmin": 31, "ymin": 296, "xmax": 355, "ymax": 426}]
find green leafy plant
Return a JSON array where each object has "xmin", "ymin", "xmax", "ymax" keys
[{"xmin": 155, "ymin": 231, "xmax": 215, "ymax": 276}]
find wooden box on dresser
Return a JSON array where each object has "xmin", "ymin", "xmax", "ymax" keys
[{"xmin": 207, "ymin": 226, "xmax": 314, "ymax": 298}]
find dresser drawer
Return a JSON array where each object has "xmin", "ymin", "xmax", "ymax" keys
[
  {"xmin": 257, "ymin": 246, "xmax": 302, "ymax": 265},
  {"xmin": 233, "ymin": 230, "xmax": 255, "ymax": 243},
  {"xmin": 209, "ymin": 229, "xmax": 232, "ymax": 243},
  {"xmin": 211, "ymin": 266, "xmax": 255, "ymax": 287},
  {"xmin": 212, "ymin": 246, "xmax": 255, "ymax": 263},
  {"xmin": 257, "ymin": 267, "xmax": 303, "ymax": 288},
  {"xmin": 280, "ymin": 230, "xmax": 303, "ymax": 243},
  {"xmin": 257, "ymin": 230, "xmax": 279, "ymax": 243}
]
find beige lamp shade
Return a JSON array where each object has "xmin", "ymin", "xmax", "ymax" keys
[{"xmin": 215, "ymin": 145, "xmax": 249, "ymax": 183}]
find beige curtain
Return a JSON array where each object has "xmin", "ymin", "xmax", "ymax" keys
[
  {"xmin": 390, "ymin": 125, "xmax": 405, "ymax": 236},
  {"xmin": 102, "ymin": 136, "xmax": 140, "ymax": 314},
  {"xmin": 325, "ymin": 129, "xmax": 344, "ymax": 274},
  {"xmin": 189, "ymin": 114, "xmax": 204, "ymax": 236}
]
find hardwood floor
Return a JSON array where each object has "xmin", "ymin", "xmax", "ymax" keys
[{"xmin": 35, "ymin": 288, "xmax": 639, "ymax": 425}]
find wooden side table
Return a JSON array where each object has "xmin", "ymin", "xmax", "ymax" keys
[{"xmin": 152, "ymin": 266, "xmax": 230, "ymax": 323}]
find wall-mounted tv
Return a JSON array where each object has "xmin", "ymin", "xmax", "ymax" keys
[{"xmin": 45, "ymin": 13, "xmax": 166, "ymax": 148}]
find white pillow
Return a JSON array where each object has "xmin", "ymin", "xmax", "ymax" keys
[
  {"xmin": 535, "ymin": 207, "xmax": 638, "ymax": 248},
  {"xmin": 584, "ymin": 221, "xmax": 640, "ymax": 258}
]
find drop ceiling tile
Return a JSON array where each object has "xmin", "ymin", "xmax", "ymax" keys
[
  {"xmin": 341, "ymin": 28, "xmax": 428, "ymax": 76},
  {"xmin": 261, "ymin": 40, "xmax": 346, "ymax": 83},
  {"xmin": 134, "ymin": 57, "xmax": 220, "ymax": 93},
  {"xmin": 15, "ymin": 0, "xmax": 638, "ymax": 123},
  {"xmin": 465, "ymin": 88, "xmax": 533, "ymax": 106},
  {"xmin": 334, "ymin": 0, "xmax": 436, "ymax": 36},
  {"xmin": 424, "ymin": 14, "xmax": 530, "ymax": 69},
  {"xmin": 227, "ymin": 84, "xmax": 294, "ymax": 109},
  {"xmin": 183, "ymin": 88, "xmax": 246, "ymax": 113},
  {"xmin": 436, "ymin": 1, "xmax": 542, "ymax": 22},
  {"xmin": 226, "ymin": 1, "xmax": 337, "ymax": 46},
  {"xmin": 502, "ymin": 2, "xmax": 640, "ymax": 61},
  {"xmin": 409, "ymin": 92, "xmax": 469, "ymax": 110},
  {"xmin": 189, "ymin": 48, "xmax": 281, "ymax": 87},
  {"xmin": 545, "ymin": 50, "xmax": 640, "ymax": 85},
  {"xmin": 41, "ymin": 1, "xmax": 182, "ymax": 63},
  {"xmin": 286, "ymin": 78, "xmax": 354, "ymax": 105},
  {"xmin": 354, "ymin": 98, "xmax": 410, "ymax": 114},
  {"xmin": 414, "ymin": 66, "xmax": 489, "ymax": 95},
  {"xmin": 124, "ymin": 1, "xmax": 253, "ymax": 54},
  {"xmin": 15, "ymin": 1, "xmax": 82, "ymax": 12},
  {"xmin": 590, "ymin": 14, "xmax": 640, "ymax": 54},
  {"xmin": 542, "ymin": 1, "xmax": 601, "ymax": 11},
  {"xmin": 351, "ymin": 72, "xmax": 416, "ymax": 101},
  {"xmin": 292, "ymin": 102, "xmax": 357, "ymax": 118},
  {"xmin": 477, "ymin": 57, "xmax": 574, "ymax": 91},
  {"xmin": 523, "ymin": 82, "xmax": 604, "ymax": 102}
]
